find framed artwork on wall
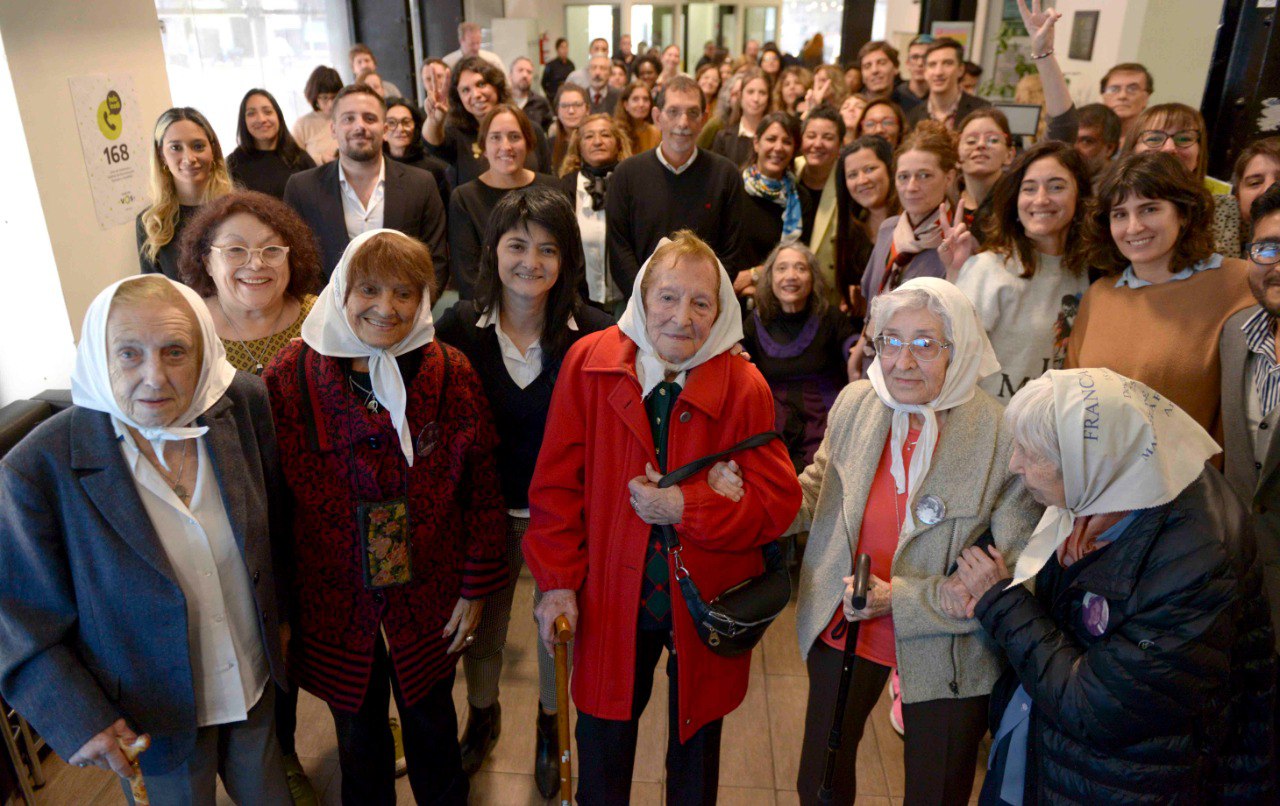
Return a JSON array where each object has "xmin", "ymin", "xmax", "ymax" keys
[
  {"xmin": 930, "ymin": 21, "xmax": 976, "ymax": 58},
  {"xmin": 1069, "ymin": 10, "xmax": 1100, "ymax": 61}
]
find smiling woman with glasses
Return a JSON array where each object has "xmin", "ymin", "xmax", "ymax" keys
[
  {"xmin": 725, "ymin": 276, "xmax": 1041, "ymax": 803},
  {"xmin": 1125, "ymin": 102, "xmax": 1241, "ymax": 257},
  {"xmin": 382, "ymin": 97, "xmax": 452, "ymax": 208},
  {"xmin": 178, "ymin": 190, "xmax": 321, "ymax": 375}
]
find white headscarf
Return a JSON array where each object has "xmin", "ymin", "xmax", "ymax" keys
[
  {"xmin": 1009, "ymin": 369, "xmax": 1220, "ymax": 585},
  {"xmin": 616, "ymin": 237, "xmax": 743, "ymax": 398},
  {"xmin": 301, "ymin": 228, "xmax": 436, "ymax": 465},
  {"xmin": 866, "ymin": 277, "xmax": 1000, "ymax": 532},
  {"xmin": 71, "ymin": 275, "xmax": 237, "ymax": 469}
]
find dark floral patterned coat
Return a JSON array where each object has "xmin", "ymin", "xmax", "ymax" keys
[{"xmin": 264, "ymin": 339, "xmax": 506, "ymax": 712}]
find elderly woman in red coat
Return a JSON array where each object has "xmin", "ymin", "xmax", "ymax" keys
[
  {"xmin": 263, "ymin": 229, "xmax": 506, "ymax": 805},
  {"xmin": 524, "ymin": 229, "xmax": 802, "ymax": 805}
]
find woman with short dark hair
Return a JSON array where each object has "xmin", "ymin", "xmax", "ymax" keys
[
  {"xmin": 1067, "ymin": 151, "xmax": 1254, "ymax": 438},
  {"xmin": 294, "ymin": 65, "xmax": 342, "ymax": 164},
  {"xmin": 226, "ymin": 88, "xmax": 316, "ymax": 199},
  {"xmin": 436, "ymin": 186, "xmax": 613, "ymax": 795},
  {"xmin": 383, "ymin": 96, "xmax": 452, "ymax": 206}
]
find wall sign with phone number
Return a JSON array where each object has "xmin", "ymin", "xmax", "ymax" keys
[{"xmin": 69, "ymin": 74, "xmax": 149, "ymax": 229}]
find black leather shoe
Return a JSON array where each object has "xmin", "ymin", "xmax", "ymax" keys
[
  {"xmin": 535, "ymin": 705, "xmax": 560, "ymax": 798},
  {"xmin": 459, "ymin": 702, "xmax": 501, "ymax": 776}
]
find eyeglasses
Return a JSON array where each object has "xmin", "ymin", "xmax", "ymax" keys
[
  {"xmin": 1137, "ymin": 129, "xmax": 1199, "ymax": 150},
  {"xmin": 1102, "ymin": 82, "xmax": 1147, "ymax": 96},
  {"xmin": 961, "ymin": 133, "xmax": 1007, "ymax": 148},
  {"xmin": 862, "ymin": 118, "xmax": 898, "ymax": 132},
  {"xmin": 873, "ymin": 335, "xmax": 952, "ymax": 362},
  {"xmin": 559, "ymin": 100, "xmax": 586, "ymax": 111},
  {"xmin": 385, "ymin": 118, "xmax": 413, "ymax": 130},
  {"xmin": 210, "ymin": 245, "xmax": 290, "ymax": 268},
  {"xmin": 1246, "ymin": 241, "xmax": 1280, "ymax": 266},
  {"xmin": 661, "ymin": 106, "xmax": 703, "ymax": 122}
]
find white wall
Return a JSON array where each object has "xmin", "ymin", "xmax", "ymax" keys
[
  {"xmin": 883, "ymin": 0, "xmax": 922, "ymax": 42},
  {"xmin": 1133, "ymin": 0, "xmax": 1220, "ymax": 108},
  {"xmin": 0, "ymin": 33, "xmax": 76, "ymax": 404},
  {"xmin": 0, "ymin": 0, "xmax": 172, "ymax": 351}
]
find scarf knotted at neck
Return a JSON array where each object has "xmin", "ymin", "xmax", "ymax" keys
[
  {"xmin": 880, "ymin": 206, "xmax": 946, "ymax": 295},
  {"xmin": 742, "ymin": 165, "xmax": 803, "ymax": 243},
  {"xmin": 580, "ymin": 162, "xmax": 617, "ymax": 211}
]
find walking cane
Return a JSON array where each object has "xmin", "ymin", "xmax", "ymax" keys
[
  {"xmin": 817, "ymin": 553, "xmax": 872, "ymax": 803},
  {"xmin": 553, "ymin": 614, "xmax": 573, "ymax": 806},
  {"xmin": 119, "ymin": 734, "xmax": 151, "ymax": 806}
]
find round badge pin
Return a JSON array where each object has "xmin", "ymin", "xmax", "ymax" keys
[
  {"xmin": 1081, "ymin": 592, "xmax": 1110, "ymax": 637},
  {"xmin": 915, "ymin": 494, "xmax": 946, "ymax": 526}
]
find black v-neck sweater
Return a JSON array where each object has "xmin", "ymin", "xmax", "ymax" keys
[{"xmin": 435, "ymin": 300, "xmax": 614, "ymax": 508}]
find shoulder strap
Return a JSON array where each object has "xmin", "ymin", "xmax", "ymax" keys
[{"xmin": 656, "ymin": 431, "xmax": 780, "ymax": 489}]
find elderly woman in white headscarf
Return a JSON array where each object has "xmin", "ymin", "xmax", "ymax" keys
[
  {"xmin": 0, "ymin": 275, "xmax": 290, "ymax": 803},
  {"xmin": 779, "ymin": 276, "xmax": 1042, "ymax": 805},
  {"xmin": 956, "ymin": 368, "xmax": 1275, "ymax": 805},
  {"xmin": 523, "ymin": 229, "xmax": 802, "ymax": 805},
  {"xmin": 261, "ymin": 228, "xmax": 506, "ymax": 805}
]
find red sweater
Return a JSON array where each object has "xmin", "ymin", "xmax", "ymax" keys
[
  {"xmin": 263, "ymin": 340, "xmax": 506, "ymax": 712},
  {"xmin": 523, "ymin": 327, "xmax": 802, "ymax": 741}
]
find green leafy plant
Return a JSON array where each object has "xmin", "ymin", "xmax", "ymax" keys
[{"xmin": 979, "ymin": 20, "xmax": 1036, "ymax": 99}]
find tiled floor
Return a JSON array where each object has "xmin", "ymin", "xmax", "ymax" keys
[{"xmin": 31, "ymin": 571, "xmax": 985, "ymax": 804}]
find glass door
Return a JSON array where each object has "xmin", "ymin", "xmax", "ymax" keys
[
  {"xmin": 565, "ymin": 4, "xmax": 619, "ymax": 68},
  {"xmin": 743, "ymin": 6, "xmax": 777, "ymax": 49},
  {"xmin": 630, "ymin": 4, "xmax": 676, "ymax": 55}
]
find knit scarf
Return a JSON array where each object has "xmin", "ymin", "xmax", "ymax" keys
[
  {"xmin": 742, "ymin": 165, "xmax": 803, "ymax": 243},
  {"xmin": 581, "ymin": 162, "xmax": 616, "ymax": 211}
]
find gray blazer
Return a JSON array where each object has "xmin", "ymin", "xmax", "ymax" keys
[
  {"xmin": 0, "ymin": 373, "xmax": 287, "ymax": 774},
  {"xmin": 794, "ymin": 382, "xmax": 1042, "ymax": 704},
  {"xmin": 1220, "ymin": 304, "xmax": 1280, "ymax": 649},
  {"xmin": 283, "ymin": 157, "xmax": 448, "ymax": 282}
]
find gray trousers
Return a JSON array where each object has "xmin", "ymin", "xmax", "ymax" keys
[
  {"xmin": 121, "ymin": 684, "xmax": 290, "ymax": 806},
  {"xmin": 463, "ymin": 515, "xmax": 563, "ymax": 712}
]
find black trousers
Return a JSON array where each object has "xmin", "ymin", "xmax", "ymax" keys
[
  {"xmin": 274, "ymin": 683, "xmax": 297, "ymax": 756},
  {"xmin": 576, "ymin": 628, "xmax": 723, "ymax": 805},
  {"xmin": 328, "ymin": 638, "xmax": 467, "ymax": 806},
  {"xmin": 797, "ymin": 640, "xmax": 989, "ymax": 806}
]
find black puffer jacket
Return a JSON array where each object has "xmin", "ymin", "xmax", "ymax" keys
[{"xmin": 975, "ymin": 468, "xmax": 1275, "ymax": 804}]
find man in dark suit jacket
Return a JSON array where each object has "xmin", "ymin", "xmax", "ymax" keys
[
  {"xmin": 586, "ymin": 55, "xmax": 622, "ymax": 115},
  {"xmin": 0, "ymin": 282, "xmax": 289, "ymax": 797},
  {"xmin": 284, "ymin": 84, "xmax": 447, "ymax": 283},
  {"xmin": 1222, "ymin": 186, "xmax": 1280, "ymax": 654},
  {"xmin": 904, "ymin": 37, "xmax": 990, "ymax": 131}
]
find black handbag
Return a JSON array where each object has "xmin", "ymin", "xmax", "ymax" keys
[{"xmin": 656, "ymin": 432, "xmax": 791, "ymax": 657}]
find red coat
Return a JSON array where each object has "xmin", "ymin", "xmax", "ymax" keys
[
  {"xmin": 263, "ymin": 340, "xmax": 507, "ymax": 712},
  {"xmin": 524, "ymin": 327, "xmax": 801, "ymax": 742}
]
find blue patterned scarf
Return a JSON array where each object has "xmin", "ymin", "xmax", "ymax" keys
[{"xmin": 743, "ymin": 165, "xmax": 803, "ymax": 243}]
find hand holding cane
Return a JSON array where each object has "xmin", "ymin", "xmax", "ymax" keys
[
  {"xmin": 119, "ymin": 735, "xmax": 151, "ymax": 805},
  {"xmin": 554, "ymin": 614, "xmax": 573, "ymax": 806},
  {"xmin": 818, "ymin": 553, "xmax": 871, "ymax": 803}
]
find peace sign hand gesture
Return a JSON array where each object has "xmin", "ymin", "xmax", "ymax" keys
[
  {"xmin": 1017, "ymin": 0, "xmax": 1063, "ymax": 57},
  {"xmin": 938, "ymin": 204, "xmax": 977, "ymax": 282},
  {"xmin": 423, "ymin": 70, "xmax": 450, "ymax": 124}
]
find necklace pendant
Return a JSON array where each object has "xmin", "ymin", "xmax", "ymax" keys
[
  {"xmin": 174, "ymin": 484, "xmax": 190, "ymax": 503},
  {"xmin": 366, "ymin": 399, "xmax": 380, "ymax": 414},
  {"xmin": 253, "ymin": 363, "xmax": 264, "ymax": 375}
]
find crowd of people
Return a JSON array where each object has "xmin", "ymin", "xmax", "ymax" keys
[{"xmin": 4, "ymin": 0, "xmax": 1280, "ymax": 804}]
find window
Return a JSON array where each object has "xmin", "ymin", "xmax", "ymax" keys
[{"xmin": 154, "ymin": 0, "xmax": 350, "ymax": 148}]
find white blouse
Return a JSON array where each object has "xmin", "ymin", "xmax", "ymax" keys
[
  {"xmin": 113, "ymin": 420, "xmax": 268, "ymax": 727},
  {"xmin": 576, "ymin": 172, "xmax": 622, "ymax": 305}
]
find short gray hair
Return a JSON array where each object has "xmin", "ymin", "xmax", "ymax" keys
[
  {"xmin": 458, "ymin": 22, "xmax": 481, "ymax": 39},
  {"xmin": 867, "ymin": 286, "xmax": 953, "ymax": 342},
  {"xmin": 1004, "ymin": 374, "xmax": 1061, "ymax": 466}
]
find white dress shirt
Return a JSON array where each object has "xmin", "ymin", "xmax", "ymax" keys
[
  {"xmin": 113, "ymin": 420, "xmax": 268, "ymax": 727},
  {"xmin": 576, "ymin": 172, "xmax": 621, "ymax": 305},
  {"xmin": 338, "ymin": 158, "xmax": 387, "ymax": 240}
]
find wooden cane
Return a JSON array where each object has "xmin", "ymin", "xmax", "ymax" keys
[
  {"xmin": 118, "ymin": 735, "xmax": 150, "ymax": 806},
  {"xmin": 553, "ymin": 614, "xmax": 573, "ymax": 806}
]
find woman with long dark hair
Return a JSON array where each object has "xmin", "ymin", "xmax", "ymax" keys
[
  {"xmin": 834, "ymin": 136, "xmax": 900, "ymax": 319},
  {"xmin": 613, "ymin": 80, "xmax": 661, "ymax": 154},
  {"xmin": 435, "ymin": 186, "xmax": 612, "ymax": 793},
  {"xmin": 226, "ymin": 88, "xmax": 316, "ymax": 199}
]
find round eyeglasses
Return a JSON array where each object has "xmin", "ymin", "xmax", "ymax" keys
[
  {"xmin": 873, "ymin": 335, "xmax": 952, "ymax": 362},
  {"xmin": 210, "ymin": 245, "xmax": 290, "ymax": 268},
  {"xmin": 1246, "ymin": 241, "xmax": 1280, "ymax": 266}
]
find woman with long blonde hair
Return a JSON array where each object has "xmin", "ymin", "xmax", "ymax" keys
[{"xmin": 136, "ymin": 107, "xmax": 233, "ymax": 280}]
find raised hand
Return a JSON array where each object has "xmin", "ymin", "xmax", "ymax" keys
[
  {"xmin": 1018, "ymin": 0, "xmax": 1062, "ymax": 56},
  {"xmin": 938, "ymin": 205, "xmax": 977, "ymax": 282},
  {"xmin": 423, "ymin": 69, "xmax": 450, "ymax": 123}
]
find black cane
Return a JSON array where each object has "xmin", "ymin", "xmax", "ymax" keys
[{"xmin": 817, "ymin": 553, "xmax": 872, "ymax": 803}]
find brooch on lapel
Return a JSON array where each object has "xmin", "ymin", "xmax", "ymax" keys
[{"xmin": 1081, "ymin": 592, "xmax": 1110, "ymax": 637}]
